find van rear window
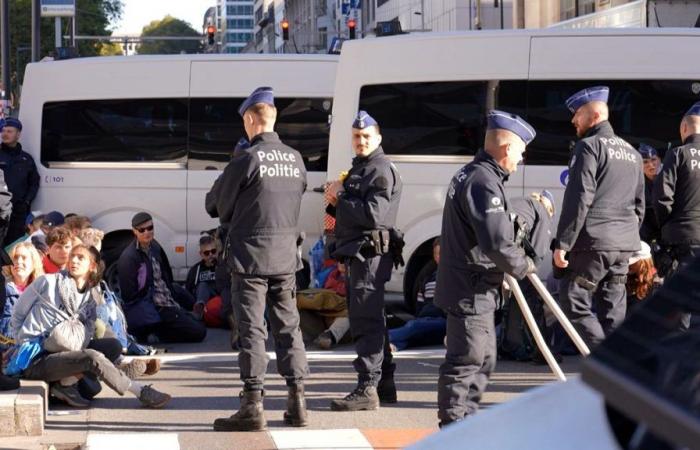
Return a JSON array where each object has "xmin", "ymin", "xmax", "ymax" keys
[{"xmin": 42, "ymin": 99, "xmax": 189, "ymax": 164}]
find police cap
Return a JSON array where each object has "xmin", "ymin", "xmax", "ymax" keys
[
  {"xmin": 3, "ymin": 117, "xmax": 22, "ymax": 131},
  {"xmin": 352, "ymin": 110, "xmax": 378, "ymax": 130},
  {"xmin": 238, "ymin": 87, "xmax": 275, "ymax": 117},
  {"xmin": 486, "ymin": 110, "xmax": 536, "ymax": 145},
  {"xmin": 638, "ymin": 143, "xmax": 658, "ymax": 159},
  {"xmin": 684, "ymin": 101, "xmax": 700, "ymax": 118},
  {"xmin": 565, "ymin": 86, "xmax": 609, "ymax": 114}
]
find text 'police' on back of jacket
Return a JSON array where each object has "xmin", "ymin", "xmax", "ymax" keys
[
  {"xmin": 210, "ymin": 132, "xmax": 307, "ymax": 276},
  {"xmin": 331, "ymin": 146, "xmax": 402, "ymax": 245},
  {"xmin": 555, "ymin": 121, "xmax": 644, "ymax": 252}
]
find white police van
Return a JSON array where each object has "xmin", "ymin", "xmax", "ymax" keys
[
  {"xmin": 328, "ymin": 28, "xmax": 700, "ymax": 308},
  {"xmin": 18, "ymin": 54, "xmax": 337, "ymax": 281}
]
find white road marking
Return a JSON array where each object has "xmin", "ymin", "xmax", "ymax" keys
[
  {"xmin": 83, "ymin": 432, "xmax": 180, "ymax": 450},
  {"xmin": 270, "ymin": 428, "xmax": 372, "ymax": 450}
]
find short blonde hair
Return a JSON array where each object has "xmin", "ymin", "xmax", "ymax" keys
[
  {"xmin": 530, "ymin": 192, "xmax": 554, "ymax": 217},
  {"xmin": 78, "ymin": 228, "xmax": 105, "ymax": 250},
  {"xmin": 3, "ymin": 242, "xmax": 44, "ymax": 284}
]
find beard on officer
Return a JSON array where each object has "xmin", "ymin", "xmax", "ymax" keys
[
  {"xmin": 435, "ymin": 110, "xmax": 538, "ymax": 428},
  {"xmin": 552, "ymin": 86, "xmax": 644, "ymax": 349},
  {"xmin": 210, "ymin": 87, "xmax": 310, "ymax": 432},
  {"xmin": 325, "ymin": 111, "xmax": 403, "ymax": 412}
]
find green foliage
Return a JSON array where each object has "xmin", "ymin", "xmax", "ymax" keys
[
  {"xmin": 4, "ymin": 0, "xmax": 123, "ymax": 100},
  {"xmin": 137, "ymin": 15, "xmax": 202, "ymax": 55}
]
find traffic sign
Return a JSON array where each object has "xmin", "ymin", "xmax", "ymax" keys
[{"xmin": 41, "ymin": 0, "xmax": 75, "ymax": 18}]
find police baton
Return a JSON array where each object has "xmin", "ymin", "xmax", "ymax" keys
[
  {"xmin": 504, "ymin": 274, "xmax": 566, "ymax": 381},
  {"xmin": 526, "ymin": 273, "xmax": 590, "ymax": 357}
]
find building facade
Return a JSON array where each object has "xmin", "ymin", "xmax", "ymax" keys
[{"xmin": 218, "ymin": 0, "xmax": 256, "ymax": 53}]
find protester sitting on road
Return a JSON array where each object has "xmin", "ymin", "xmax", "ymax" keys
[
  {"xmin": 65, "ymin": 215, "xmax": 92, "ymax": 236},
  {"xmin": 42, "ymin": 227, "xmax": 74, "ymax": 274},
  {"xmin": 185, "ymin": 235, "xmax": 219, "ymax": 321},
  {"xmin": 389, "ymin": 238, "xmax": 445, "ymax": 352},
  {"xmin": 626, "ymin": 242, "xmax": 657, "ymax": 315},
  {"xmin": 10, "ymin": 245, "xmax": 172, "ymax": 408},
  {"xmin": 118, "ymin": 212, "xmax": 206, "ymax": 344},
  {"xmin": 77, "ymin": 228, "xmax": 105, "ymax": 252},
  {"xmin": 0, "ymin": 242, "xmax": 44, "ymax": 350},
  {"xmin": 296, "ymin": 261, "xmax": 350, "ymax": 350}
]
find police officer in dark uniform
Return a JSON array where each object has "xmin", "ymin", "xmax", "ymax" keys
[
  {"xmin": 206, "ymin": 137, "xmax": 251, "ymax": 350},
  {"xmin": 209, "ymin": 88, "xmax": 309, "ymax": 432},
  {"xmin": 0, "ymin": 118, "xmax": 39, "ymax": 245},
  {"xmin": 638, "ymin": 143, "xmax": 662, "ymax": 244},
  {"xmin": 436, "ymin": 110, "xmax": 537, "ymax": 427},
  {"xmin": 653, "ymin": 102, "xmax": 700, "ymax": 277},
  {"xmin": 325, "ymin": 111, "xmax": 402, "ymax": 411},
  {"xmin": 553, "ymin": 86, "xmax": 644, "ymax": 349}
]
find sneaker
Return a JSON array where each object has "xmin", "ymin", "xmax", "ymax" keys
[
  {"xmin": 51, "ymin": 384, "xmax": 90, "ymax": 408},
  {"xmin": 314, "ymin": 330, "xmax": 336, "ymax": 350},
  {"xmin": 118, "ymin": 359, "xmax": 147, "ymax": 379},
  {"xmin": 330, "ymin": 385, "xmax": 379, "ymax": 411},
  {"xmin": 138, "ymin": 385, "xmax": 172, "ymax": 409},
  {"xmin": 144, "ymin": 358, "xmax": 161, "ymax": 376}
]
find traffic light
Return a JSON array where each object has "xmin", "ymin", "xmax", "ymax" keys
[
  {"xmin": 207, "ymin": 25, "xmax": 216, "ymax": 46},
  {"xmin": 281, "ymin": 19, "xmax": 289, "ymax": 41},
  {"xmin": 347, "ymin": 19, "xmax": 356, "ymax": 39}
]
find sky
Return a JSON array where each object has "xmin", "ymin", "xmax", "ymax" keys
[{"xmin": 111, "ymin": 0, "xmax": 217, "ymax": 36}]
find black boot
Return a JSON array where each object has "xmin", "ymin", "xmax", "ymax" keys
[
  {"xmin": 283, "ymin": 385, "xmax": 308, "ymax": 427},
  {"xmin": 377, "ymin": 375, "xmax": 397, "ymax": 403},
  {"xmin": 226, "ymin": 313, "xmax": 239, "ymax": 351},
  {"xmin": 330, "ymin": 385, "xmax": 379, "ymax": 411},
  {"xmin": 0, "ymin": 373, "xmax": 20, "ymax": 391},
  {"xmin": 213, "ymin": 390, "xmax": 267, "ymax": 431}
]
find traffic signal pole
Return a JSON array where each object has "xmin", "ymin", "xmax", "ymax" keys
[
  {"xmin": 32, "ymin": 0, "xmax": 40, "ymax": 62},
  {"xmin": 0, "ymin": 0, "xmax": 10, "ymax": 108}
]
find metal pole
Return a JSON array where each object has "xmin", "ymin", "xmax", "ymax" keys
[
  {"xmin": 32, "ymin": 0, "xmax": 41, "ymax": 61},
  {"xmin": 55, "ymin": 17, "xmax": 61, "ymax": 48},
  {"xmin": 475, "ymin": 0, "xmax": 482, "ymax": 29},
  {"xmin": 70, "ymin": 15, "xmax": 76, "ymax": 47},
  {"xmin": 420, "ymin": 0, "xmax": 425, "ymax": 31},
  {"xmin": 0, "ymin": 0, "xmax": 10, "ymax": 106},
  {"xmin": 499, "ymin": 0, "xmax": 504, "ymax": 29}
]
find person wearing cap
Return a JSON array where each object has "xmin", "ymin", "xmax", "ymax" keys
[
  {"xmin": 434, "ymin": 110, "xmax": 537, "ymax": 427},
  {"xmin": 553, "ymin": 86, "xmax": 644, "ymax": 349},
  {"xmin": 324, "ymin": 110, "xmax": 403, "ymax": 412},
  {"xmin": 653, "ymin": 102, "xmax": 700, "ymax": 283},
  {"xmin": 0, "ymin": 118, "xmax": 40, "ymax": 246},
  {"xmin": 117, "ymin": 212, "xmax": 207, "ymax": 344},
  {"xmin": 210, "ymin": 87, "xmax": 309, "ymax": 432},
  {"xmin": 638, "ymin": 143, "xmax": 662, "ymax": 244}
]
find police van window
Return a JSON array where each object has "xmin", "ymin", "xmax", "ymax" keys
[
  {"xmin": 189, "ymin": 97, "xmax": 332, "ymax": 171},
  {"xmin": 359, "ymin": 81, "xmax": 491, "ymax": 158},
  {"xmin": 41, "ymin": 99, "xmax": 188, "ymax": 166},
  {"xmin": 525, "ymin": 80, "xmax": 697, "ymax": 166}
]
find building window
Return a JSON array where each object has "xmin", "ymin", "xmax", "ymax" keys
[
  {"xmin": 226, "ymin": 31, "xmax": 253, "ymax": 43},
  {"xmin": 227, "ymin": 18, "xmax": 254, "ymax": 28},
  {"xmin": 227, "ymin": 5, "xmax": 254, "ymax": 15},
  {"xmin": 226, "ymin": 47, "xmax": 242, "ymax": 53}
]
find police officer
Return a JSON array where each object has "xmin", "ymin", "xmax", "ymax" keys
[
  {"xmin": 653, "ymin": 102, "xmax": 700, "ymax": 276},
  {"xmin": 206, "ymin": 137, "xmax": 251, "ymax": 350},
  {"xmin": 325, "ymin": 111, "xmax": 402, "ymax": 411},
  {"xmin": 436, "ymin": 110, "xmax": 537, "ymax": 427},
  {"xmin": 553, "ymin": 86, "xmax": 644, "ymax": 349},
  {"xmin": 209, "ymin": 88, "xmax": 309, "ymax": 432},
  {"xmin": 638, "ymin": 143, "xmax": 662, "ymax": 244},
  {"xmin": 0, "ymin": 118, "xmax": 39, "ymax": 245}
]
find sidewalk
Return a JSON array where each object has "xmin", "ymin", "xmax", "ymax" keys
[{"xmin": 2, "ymin": 328, "xmax": 581, "ymax": 450}]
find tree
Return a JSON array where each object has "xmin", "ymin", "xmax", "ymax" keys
[
  {"xmin": 137, "ymin": 16, "xmax": 202, "ymax": 55},
  {"xmin": 99, "ymin": 42, "xmax": 124, "ymax": 56},
  {"xmin": 4, "ymin": 0, "xmax": 123, "ymax": 101}
]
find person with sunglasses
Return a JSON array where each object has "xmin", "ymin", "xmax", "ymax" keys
[
  {"xmin": 185, "ymin": 235, "xmax": 220, "ymax": 320},
  {"xmin": 117, "ymin": 212, "xmax": 207, "ymax": 344}
]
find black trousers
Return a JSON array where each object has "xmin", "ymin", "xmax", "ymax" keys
[
  {"xmin": 559, "ymin": 250, "xmax": 631, "ymax": 349},
  {"xmin": 437, "ymin": 281, "xmax": 498, "ymax": 424},
  {"xmin": 347, "ymin": 253, "xmax": 395, "ymax": 386},
  {"xmin": 4, "ymin": 206, "xmax": 28, "ymax": 246},
  {"xmin": 232, "ymin": 272, "xmax": 308, "ymax": 391},
  {"xmin": 132, "ymin": 306, "xmax": 207, "ymax": 344}
]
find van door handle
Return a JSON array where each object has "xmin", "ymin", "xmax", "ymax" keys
[
  {"xmin": 205, "ymin": 166, "xmax": 218, "ymax": 171},
  {"xmin": 312, "ymin": 185, "xmax": 325, "ymax": 193}
]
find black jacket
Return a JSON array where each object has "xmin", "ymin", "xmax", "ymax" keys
[
  {"xmin": 640, "ymin": 176, "xmax": 661, "ymax": 244},
  {"xmin": 206, "ymin": 132, "xmax": 307, "ymax": 276},
  {"xmin": 509, "ymin": 197, "xmax": 553, "ymax": 266},
  {"xmin": 326, "ymin": 146, "xmax": 402, "ymax": 257},
  {"xmin": 117, "ymin": 239, "xmax": 174, "ymax": 305},
  {"xmin": 653, "ymin": 133, "xmax": 700, "ymax": 246},
  {"xmin": 0, "ymin": 143, "xmax": 39, "ymax": 209},
  {"xmin": 185, "ymin": 260, "xmax": 217, "ymax": 295},
  {"xmin": 554, "ymin": 121, "xmax": 644, "ymax": 252}
]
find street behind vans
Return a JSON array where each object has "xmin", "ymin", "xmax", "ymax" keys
[
  {"xmin": 328, "ymin": 28, "xmax": 700, "ymax": 307},
  {"xmin": 19, "ymin": 54, "xmax": 337, "ymax": 281}
]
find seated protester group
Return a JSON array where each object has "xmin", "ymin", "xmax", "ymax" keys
[
  {"xmin": 8, "ymin": 245, "xmax": 171, "ymax": 408},
  {"xmin": 296, "ymin": 260, "xmax": 350, "ymax": 350},
  {"xmin": 185, "ymin": 235, "xmax": 219, "ymax": 322},
  {"xmin": 389, "ymin": 238, "xmax": 445, "ymax": 352},
  {"xmin": 626, "ymin": 241, "xmax": 658, "ymax": 315},
  {"xmin": 118, "ymin": 212, "xmax": 206, "ymax": 344}
]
